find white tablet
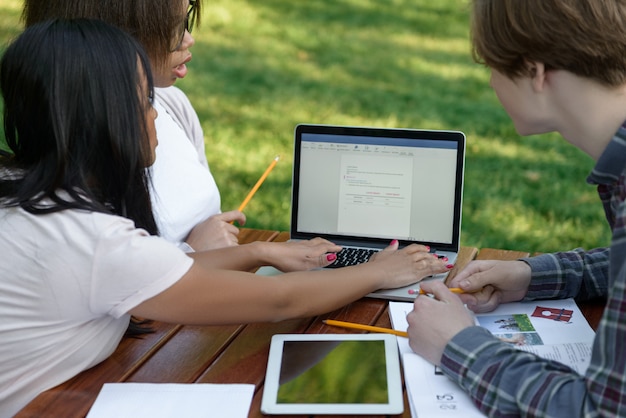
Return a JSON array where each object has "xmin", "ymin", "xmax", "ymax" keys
[{"xmin": 261, "ymin": 333, "xmax": 403, "ymax": 415}]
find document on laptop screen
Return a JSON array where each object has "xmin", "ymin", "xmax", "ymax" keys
[
  {"xmin": 338, "ymin": 154, "xmax": 413, "ymax": 237},
  {"xmin": 297, "ymin": 135, "xmax": 458, "ymax": 244}
]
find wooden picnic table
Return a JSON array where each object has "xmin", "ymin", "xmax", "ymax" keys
[{"xmin": 16, "ymin": 228, "xmax": 605, "ymax": 418}]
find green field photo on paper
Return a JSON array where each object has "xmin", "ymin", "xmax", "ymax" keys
[{"xmin": 0, "ymin": 0, "xmax": 611, "ymax": 253}]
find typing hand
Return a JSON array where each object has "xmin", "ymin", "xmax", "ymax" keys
[
  {"xmin": 369, "ymin": 241, "xmax": 450, "ymax": 289},
  {"xmin": 266, "ymin": 238, "xmax": 342, "ymax": 272}
]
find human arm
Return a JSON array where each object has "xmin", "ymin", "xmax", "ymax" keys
[
  {"xmin": 129, "ymin": 242, "xmax": 448, "ymax": 324},
  {"xmin": 448, "ymin": 248, "xmax": 609, "ymax": 313},
  {"xmin": 179, "ymin": 237, "xmax": 342, "ymax": 272},
  {"xmin": 521, "ymin": 248, "xmax": 608, "ymax": 301},
  {"xmin": 437, "ymin": 327, "xmax": 597, "ymax": 417},
  {"xmin": 407, "ymin": 262, "xmax": 626, "ymax": 417},
  {"xmin": 407, "ymin": 280, "xmax": 622, "ymax": 417},
  {"xmin": 184, "ymin": 210, "xmax": 246, "ymax": 251}
]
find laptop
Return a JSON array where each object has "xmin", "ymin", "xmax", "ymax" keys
[{"xmin": 258, "ymin": 124, "xmax": 465, "ymax": 301}]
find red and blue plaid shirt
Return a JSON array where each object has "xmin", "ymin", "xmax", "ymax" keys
[{"xmin": 439, "ymin": 124, "xmax": 626, "ymax": 417}]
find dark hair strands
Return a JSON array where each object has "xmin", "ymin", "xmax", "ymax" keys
[{"xmin": 1, "ymin": 19, "xmax": 158, "ymax": 231}]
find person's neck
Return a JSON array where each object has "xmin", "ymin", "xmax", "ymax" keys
[{"xmin": 552, "ymin": 74, "xmax": 626, "ymax": 160}]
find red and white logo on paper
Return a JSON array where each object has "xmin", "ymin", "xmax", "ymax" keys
[{"xmin": 531, "ymin": 306, "xmax": 573, "ymax": 322}]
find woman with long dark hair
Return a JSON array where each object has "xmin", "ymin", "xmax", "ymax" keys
[
  {"xmin": 23, "ymin": 0, "xmax": 243, "ymax": 251},
  {"xmin": 0, "ymin": 20, "xmax": 445, "ymax": 416}
]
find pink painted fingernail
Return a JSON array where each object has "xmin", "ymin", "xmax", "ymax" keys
[
  {"xmin": 327, "ymin": 253, "xmax": 337, "ymax": 262},
  {"xmin": 390, "ymin": 239, "xmax": 399, "ymax": 245},
  {"xmin": 446, "ymin": 264, "xmax": 454, "ymax": 269}
]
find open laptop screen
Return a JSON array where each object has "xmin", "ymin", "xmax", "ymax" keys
[{"xmin": 291, "ymin": 125, "xmax": 465, "ymax": 251}]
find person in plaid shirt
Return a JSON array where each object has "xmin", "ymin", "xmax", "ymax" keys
[{"xmin": 406, "ymin": 0, "xmax": 626, "ymax": 416}]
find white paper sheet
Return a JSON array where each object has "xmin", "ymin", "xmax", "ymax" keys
[
  {"xmin": 389, "ymin": 298, "xmax": 596, "ymax": 418},
  {"xmin": 403, "ymin": 353, "xmax": 485, "ymax": 417},
  {"xmin": 390, "ymin": 301, "xmax": 485, "ymax": 417},
  {"xmin": 86, "ymin": 383, "xmax": 255, "ymax": 418}
]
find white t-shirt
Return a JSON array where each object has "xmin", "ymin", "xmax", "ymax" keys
[
  {"xmin": 150, "ymin": 86, "xmax": 221, "ymax": 246},
  {"xmin": 0, "ymin": 206, "xmax": 193, "ymax": 417}
]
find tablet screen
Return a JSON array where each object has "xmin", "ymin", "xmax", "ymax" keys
[{"xmin": 261, "ymin": 334, "xmax": 403, "ymax": 415}]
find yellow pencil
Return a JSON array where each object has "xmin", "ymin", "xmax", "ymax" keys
[
  {"xmin": 237, "ymin": 155, "xmax": 280, "ymax": 213},
  {"xmin": 322, "ymin": 319, "xmax": 408, "ymax": 338},
  {"xmin": 407, "ymin": 287, "xmax": 466, "ymax": 295}
]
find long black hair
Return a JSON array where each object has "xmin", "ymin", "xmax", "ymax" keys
[{"xmin": 0, "ymin": 19, "xmax": 158, "ymax": 234}]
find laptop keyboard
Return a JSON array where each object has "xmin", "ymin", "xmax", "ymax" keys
[
  {"xmin": 327, "ymin": 247, "xmax": 449, "ymax": 269},
  {"xmin": 326, "ymin": 247, "xmax": 380, "ymax": 268}
]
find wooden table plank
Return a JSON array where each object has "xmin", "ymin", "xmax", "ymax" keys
[
  {"xmin": 126, "ymin": 324, "xmax": 243, "ymax": 383},
  {"xmin": 238, "ymin": 228, "xmax": 280, "ymax": 245},
  {"xmin": 196, "ymin": 318, "xmax": 314, "ymax": 385},
  {"xmin": 315, "ymin": 298, "xmax": 389, "ymax": 334},
  {"xmin": 272, "ymin": 231, "xmax": 290, "ymax": 242}
]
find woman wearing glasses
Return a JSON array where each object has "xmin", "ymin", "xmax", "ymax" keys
[
  {"xmin": 23, "ymin": 0, "xmax": 244, "ymax": 252},
  {"xmin": 0, "ymin": 19, "xmax": 447, "ymax": 415}
]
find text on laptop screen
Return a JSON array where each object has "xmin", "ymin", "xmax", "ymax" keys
[{"xmin": 296, "ymin": 133, "xmax": 460, "ymax": 244}]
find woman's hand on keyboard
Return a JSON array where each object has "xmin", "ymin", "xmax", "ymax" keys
[
  {"xmin": 265, "ymin": 237, "xmax": 343, "ymax": 272},
  {"xmin": 368, "ymin": 240, "xmax": 451, "ymax": 289}
]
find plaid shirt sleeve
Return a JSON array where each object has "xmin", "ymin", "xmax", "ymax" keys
[
  {"xmin": 440, "ymin": 239, "xmax": 626, "ymax": 416},
  {"xmin": 437, "ymin": 129, "xmax": 626, "ymax": 417},
  {"xmin": 440, "ymin": 327, "xmax": 593, "ymax": 417},
  {"xmin": 521, "ymin": 249, "xmax": 609, "ymax": 301}
]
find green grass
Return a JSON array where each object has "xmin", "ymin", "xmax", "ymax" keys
[{"xmin": 0, "ymin": 0, "xmax": 612, "ymax": 253}]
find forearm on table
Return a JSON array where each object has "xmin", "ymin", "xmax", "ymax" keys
[
  {"xmin": 132, "ymin": 261, "xmax": 385, "ymax": 325},
  {"xmin": 189, "ymin": 241, "xmax": 272, "ymax": 271},
  {"xmin": 262, "ymin": 264, "xmax": 385, "ymax": 320}
]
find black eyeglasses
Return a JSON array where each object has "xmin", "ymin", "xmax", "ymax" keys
[{"xmin": 172, "ymin": 0, "xmax": 197, "ymax": 51}]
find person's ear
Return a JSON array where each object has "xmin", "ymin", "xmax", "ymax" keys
[{"xmin": 526, "ymin": 61, "xmax": 546, "ymax": 93}]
